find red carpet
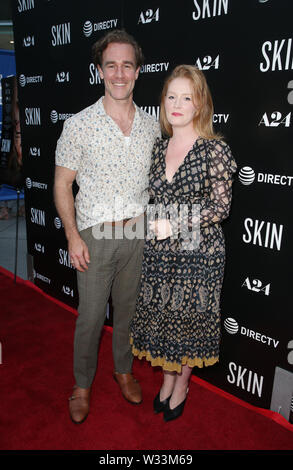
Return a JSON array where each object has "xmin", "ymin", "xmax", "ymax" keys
[{"xmin": 0, "ymin": 266, "xmax": 293, "ymax": 452}]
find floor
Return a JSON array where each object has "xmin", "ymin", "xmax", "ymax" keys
[{"xmin": 0, "ymin": 199, "xmax": 27, "ymax": 280}]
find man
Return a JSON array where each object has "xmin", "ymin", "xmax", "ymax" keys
[{"xmin": 54, "ymin": 30, "xmax": 160, "ymax": 424}]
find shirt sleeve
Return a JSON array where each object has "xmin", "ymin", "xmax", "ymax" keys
[
  {"xmin": 55, "ymin": 117, "xmax": 82, "ymax": 171},
  {"xmin": 155, "ymin": 120, "xmax": 162, "ymax": 140},
  {"xmin": 197, "ymin": 140, "xmax": 237, "ymax": 227}
]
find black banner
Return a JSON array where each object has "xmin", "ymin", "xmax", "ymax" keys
[{"xmin": 11, "ymin": 0, "xmax": 293, "ymax": 420}]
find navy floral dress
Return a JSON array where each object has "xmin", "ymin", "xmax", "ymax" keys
[{"xmin": 130, "ymin": 137, "xmax": 237, "ymax": 372}]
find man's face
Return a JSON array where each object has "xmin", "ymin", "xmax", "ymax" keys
[{"xmin": 98, "ymin": 42, "xmax": 140, "ymax": 102}]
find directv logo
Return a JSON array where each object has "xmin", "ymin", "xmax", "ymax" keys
[
  {"xmin": 83, "ymin": 18, "xmax": 118, "ymax": 37},
  {"xmin": 19, "ymin": 74, "xmax": 26, "ymax": 87},
  {"xmin": 54, "ymin": 217, "xmax": 62, "ymax": 229},
  {"xmin": 83, "ymin": 21, "xmax": 93, "ymax": 37},
  {"xmin": 239, "ymin": 166, "xmax": 293, "ymax": 187},
  {"xmin": 26, "ymin": 177, "xmax": 32, "ymax": 189},
  {"xmin": 19, "ymin": 74, "xmax": 43, "ymax": 86},
  {"xmin": 224, "ymin": 317, "xmax": 279, "ymax": 348},
  {"xmin": 50, "ymin": 110, "xmax": 58, "ymax": 123},
  {"xmin": 26, "ymin": 177, "xmax": 47, "ymax": 190},
  {"xmin": 50, "ymin": 110, "xmax": 74, "ymax": 123},
  {"xmin": 238, "ymin": 167, "xmax": 255, "ymax": 185},
  {"xmin": 224, "ymin": 318, "xmax": 239, "ymax": 334}
]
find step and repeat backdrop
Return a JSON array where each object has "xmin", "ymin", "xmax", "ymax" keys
[{"xmin": 9, "ymin": 0, "xmax": 293, "ymax": 421}]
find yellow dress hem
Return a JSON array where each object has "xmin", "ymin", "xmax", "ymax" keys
[{"xmin": 130, "ymin": 337, "xmax": 219, "ymax": 373}]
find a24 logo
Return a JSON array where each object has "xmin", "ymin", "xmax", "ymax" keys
[
  {"xmin": 138, "ymin": 8, "xmax": 159, "ymax": 24},
  {"xmin": 195, "ymin": 55, "xmax": 219, "ymax": 70},
  {"xmin": 242, "ymin": 277, "xmax": 270, "ymax": 296},
  {"xmin": 259, "ymin": 111, "xmax": 291, "ymax": 127}
]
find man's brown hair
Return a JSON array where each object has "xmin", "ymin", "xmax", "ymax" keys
[{"xmin": 92, "ymin": 29, "xmax": 144, "ymax": 69}]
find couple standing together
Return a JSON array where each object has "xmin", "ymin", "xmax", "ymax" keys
[{"xmin": 54, "ymin": 30, "xmax": 237, "ymax": 424}]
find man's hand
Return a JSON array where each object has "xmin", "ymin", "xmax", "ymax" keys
[
  {"xmin": 68, "ymin": 233, "xmax": 90, "ymax": 272},
  {"xmin": 54, "ymin": 166, "xmax": 90, "ymax": 272}
]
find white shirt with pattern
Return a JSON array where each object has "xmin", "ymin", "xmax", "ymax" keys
[{"xmin": 55, "ymin": 97, "xmax": 161, "ymax": 231}]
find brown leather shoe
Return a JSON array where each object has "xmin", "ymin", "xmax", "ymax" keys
[
  {"xmin": 113, "ymin": 372, "xmax": 142, "ymax": 405},
  {"xmin": 68, "ymin": 385, "xmax": 91, "ymax": 424}
]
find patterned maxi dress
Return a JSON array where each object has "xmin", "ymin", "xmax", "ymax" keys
[{"xmin": 130, "ymin": 137, "xmax": 237, "ymax": 372}]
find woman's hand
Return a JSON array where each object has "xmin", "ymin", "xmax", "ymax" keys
[{"xmin": 149, "ymin": 218, "xmax": 172, "ymax": 240}]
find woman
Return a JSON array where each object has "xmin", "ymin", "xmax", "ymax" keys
[{"xmin": 130, "ymin": 65, "xmax": 237, "ymax": 422}]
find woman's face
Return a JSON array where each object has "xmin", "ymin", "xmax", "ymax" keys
[{"xmin": 164, "ymin": 77, "xmax": 198, "ymax": 131}]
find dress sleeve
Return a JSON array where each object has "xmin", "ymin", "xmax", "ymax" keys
[
  {"xmin": 152, "ymin": 136, "xmax": 161, "ymax": 154},
  {"xmin": 197, "ymin": 140, "xmax": 237, "ymax": 227}
]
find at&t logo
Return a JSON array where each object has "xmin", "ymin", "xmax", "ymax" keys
[
  {"xmin": 19, "ymin": 74, "xmax": 26, "ymax": 87},
  {"xmin": 238, "ymin": 167, "xmax": 255, "ymax": 185},
  {"xmin": 54, "ymin": 217, "xmax": 63, "ymax": 229},
  {"xmin": 50, "ymin": 110, "xmax": 58, "ymax": 123},
  {"xmin": 83, "ymin": 21, "xmax": 93, "ymax": 37},
  {"xmin": 138, "ymin": 8, "xmax": 159, "ymax": 24},
  {"xmin": 223, "ymin": 317, "xmax": 238, "ymax": 334}
]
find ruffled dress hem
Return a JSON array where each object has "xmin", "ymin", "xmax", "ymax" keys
[{"xmin": 130, "ymin": 337, "xmax": 219, "ymax": 373}]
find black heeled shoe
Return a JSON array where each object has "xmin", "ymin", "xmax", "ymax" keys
[
  {"xmin": 153, "ymin": 391, "xmax": 171, "ymax": 414},
  {"xmin": 163, "ymin": 395, "xmax": 187, "ymax": 422}
]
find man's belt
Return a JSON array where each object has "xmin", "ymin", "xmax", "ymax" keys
[{"xmin": 103, "ymin": 213, "xmax": 144, "ymax": 227}]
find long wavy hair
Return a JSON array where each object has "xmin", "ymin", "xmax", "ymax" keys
[{"xmin": 160, "ymin": 64, "xmax": 222, "ymax": 140}]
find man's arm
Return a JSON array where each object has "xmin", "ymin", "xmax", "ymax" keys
[{"xmin": 54, "ymin": 165, "xmax": 90, "ymax": 272}]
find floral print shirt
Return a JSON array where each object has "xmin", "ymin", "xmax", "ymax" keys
[{"xmin": 55, "ymin": 97, "xmax": 161, "ymax": 231}]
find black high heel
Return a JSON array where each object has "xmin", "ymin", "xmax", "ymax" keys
[
  {"xmin": 163, "ymin": 397, "xmax": 186, "ymax": 422},
  {"xmin": 163, "ymin": 388, "xmax": 189, "ymax": 422},
  {"xmin": 153, "ymin": 391, "xmax": 171, "ymax": 414}
]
